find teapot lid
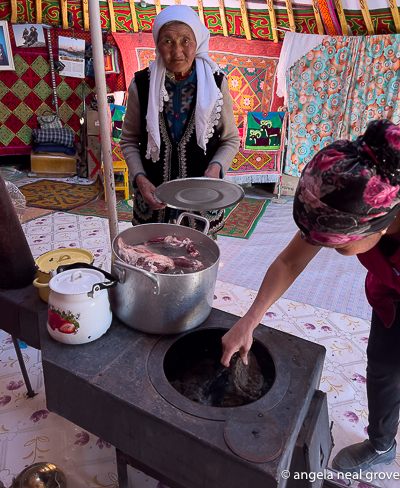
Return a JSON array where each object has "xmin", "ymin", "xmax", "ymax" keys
[{"xmin": 49, "ymin": 268, "xmax": 105, "ymax": 295}]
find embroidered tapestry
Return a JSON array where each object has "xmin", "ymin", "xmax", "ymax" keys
[
  {"xmin": 0, "ymin": 26, "xmax": 124, "ymax": 156},
  {"xmin": 113, "ymin": 33, "xmax": 283, "ymax": 182},
  {"xmin": 110, "ymin": 104, "xmax": 126, "ymax": 140},
  {"xmin": 285, "ymin": 34, "xmax": 400, "ymax": 177},
  {"xmin": 225, "ymin": 150, "xmax": 280, "ymax": 184},
  {"xmin": 1, "ymin": 1, "xmax": 399, "ymax": 40},
  {"xmin": 113, "ymin": 33, "xmax": 283, "ymax": 116},
  {"xmin": 317, "ymin": 0, "xmax": 342, "ymax": 35},
  {"xmin": 111, "ymin": 139, "xmax": 124, "ymax": 163},
  {"xmin": 243, "ymin": 111, "xmax": 285, "ymax": 151}
]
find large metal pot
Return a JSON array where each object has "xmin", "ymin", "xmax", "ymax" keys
[{"xmin": 110, "ymin": 213, "xmax": 220, "ymax": 335}]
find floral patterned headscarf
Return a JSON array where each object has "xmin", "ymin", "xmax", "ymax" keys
[{"xmin": 293, "ymin": 119, "xmax": 400, "ymax": 246}]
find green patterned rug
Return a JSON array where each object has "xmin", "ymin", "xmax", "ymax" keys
[{"xmin": 219, "ymin": 197, "xmax": 269, "ymax": 239}]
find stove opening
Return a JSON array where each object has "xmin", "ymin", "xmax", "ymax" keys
[{"xmin": 164, "ymin": 328, "xmax": 275, "ymax": 408}]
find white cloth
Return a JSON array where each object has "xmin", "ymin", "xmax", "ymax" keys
[
  {"xmin": 146, "ymin": 4, "xmax": 223, "ymax": 162},
  {"xmin": 276, "ymin": 31, "xmax": 329, "ymax": 105}
]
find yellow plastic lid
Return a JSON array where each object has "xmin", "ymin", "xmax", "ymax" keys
[{"xmin": 35, "ymin": 248, "xmax": 94, "ymax": 274}]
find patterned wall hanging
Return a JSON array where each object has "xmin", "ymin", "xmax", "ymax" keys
[
  {"xmin": 285, "ymin": 34, "xmax": 400, "ymax": 177},
  {"xmin": 110, "ymin": 103, "xmax": 126, "ymax": 140},
  {"xmin": 113, "ymin": 33, "xmax": 284, "ymax": 183},
  {"xmin": 0, "ymin": 2, "xmax": 399, "ymax": 40},
  {"xmin": 227, "ymin": 150, "xmax": 280, "ymax": 183},
  {"xmin": 113, "ymin": 33, "xmax": 283, "ymax": 126},
  {"xmin": 226, "ymin": 111, "xmax": 287, "ymax": 183},
  {"xmin": 0, "ymin": 24, "xmax": 124, "ymax": 156},
  {"xmin": 243, "ymin": 111, "xmax": 285, "ymax": 151}
]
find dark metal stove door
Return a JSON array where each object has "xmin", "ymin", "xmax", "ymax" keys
[{"xmin": 286, "ymin": 390, "xmax": 333, "ymax": 488}]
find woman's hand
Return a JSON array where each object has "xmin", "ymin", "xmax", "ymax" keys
[
  {"xmin": 204, "ymin": 163, "xmax": 221, "ymax": 179},
  {"xmin": 136, "ymin": 174, "xmax": 167, "ymax": 210},
  {"xmin": 220, "ymin": 232, "xmax": 322, "ymax": 368},
  {"xmin": 221, "ymin": 317, "xmax": 256, "ymax": 367}
]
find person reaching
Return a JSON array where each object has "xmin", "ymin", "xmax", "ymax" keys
[{"xmin": 221, "ymin": 118, "xmax": 400, "ymax": 474}]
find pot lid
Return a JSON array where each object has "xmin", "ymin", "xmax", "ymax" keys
[
  {"xmin": 35, "ymin": 248, "xmax": 94, "ymax": 274},
  {"xmin": 154, "ymin": 177, "xmax": 245, "ymax": 211},
  {"xmin": 50, "ymin": 268, "xmax": 105, "ymax": 295}
]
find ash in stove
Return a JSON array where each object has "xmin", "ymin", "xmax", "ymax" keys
[
  {"xmin": 164, "ymin": 329, "xmax": 275, "ymax": 408},
  {"xmin": 171, "ymin": 351, "xmax": 267, "ymax": 407}
]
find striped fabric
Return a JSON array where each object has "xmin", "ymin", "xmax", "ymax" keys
[{"xmin": 318, "ymin": 0, "xmax": 342, "ymax": 35}]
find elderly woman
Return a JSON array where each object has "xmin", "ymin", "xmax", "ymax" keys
[
  {"xmin": 120, "ymin": 5, "xmax": 240, "ymax": 237},
  {"xmin": 221, "ymin": 119, "xmax": 400, "ymax": 475}
]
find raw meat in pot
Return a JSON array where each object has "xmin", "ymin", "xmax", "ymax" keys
[
  {"xmin": 171, "ymin": 256, "xmax": 204, "ymax": 270},
  {"xmin": 117, "ymin": 238, "xmax": 175, "ymax": 273},
  {"xmin": 146, "ymin": 236, "xmax": 200, "ymax": 258}
]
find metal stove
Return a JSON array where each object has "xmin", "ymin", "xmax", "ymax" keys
[{"xmin": 40, "ymin": 308, "xmax": 333, "ymax": 488}]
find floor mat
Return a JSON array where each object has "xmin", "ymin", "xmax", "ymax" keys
[
  {"xmin": 0, "ymin": 166, "xmax": 32, "ymax": 186},
  {"xmin": 2, "ymin": 283, "xmax": 397, "ymax": 488},
  {"xmin": 19, "ymin": 179, "xmax": 102, "ymax": 211},
  {"xmin": 22, "ymin": 207, "xmax": 54, "ymax": 222},
  {"xmin": 217, "ymin": 200, "xmax": 371, "ymax": 320},
  {"xmin": 219, "ymin": 197, "xmax": 269, "ymax": 239},
  {"xmin": 67, "ymin": 192, "xmax": 133, "ymax": 222}
]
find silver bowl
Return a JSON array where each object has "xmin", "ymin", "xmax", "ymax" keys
[{"xmin": 10, "ymin": 463, "xmax": 67, "ymax": 488}]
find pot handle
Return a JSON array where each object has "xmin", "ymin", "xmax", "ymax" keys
[
  {"xmin": 32, "ymin": 277, "xmax": 49, "ymax": 289},
  {"xmin": 113, "ymin": 258, "xmax": 160, "ymax": 295},
  {"xmin": 176, "ymin": 212, "xmax": 210, "ymax": 235},
  {"xmin": 56, "ymin": 262, "xmax": 119, "ymax": 294}
]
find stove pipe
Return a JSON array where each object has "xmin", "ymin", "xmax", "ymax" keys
[{"xmin": 0, "ymin": 171, "xmax": 36, "ymax": 288}]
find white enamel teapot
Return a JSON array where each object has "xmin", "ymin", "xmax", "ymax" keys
[{"xmin": 47, "ymin": 262, "xmax": 118, "ymax": 345}]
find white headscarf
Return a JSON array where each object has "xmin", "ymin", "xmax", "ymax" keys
[{"xmin": 145, "ymin": 5, "xmax": 223, "ymax": 162}]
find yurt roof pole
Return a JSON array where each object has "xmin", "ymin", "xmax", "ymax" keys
[{"xmin": 88, "ymin": 0, "xmax": 119, "ymax": 245}]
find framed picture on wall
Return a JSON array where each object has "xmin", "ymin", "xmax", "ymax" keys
[
  {"xmin": 0, "ymin": 21, "xmax": 14, "ymax": 71},
  {"xmin": 12, "ymin": 24, "xmax": 46, "ymax": 49}
]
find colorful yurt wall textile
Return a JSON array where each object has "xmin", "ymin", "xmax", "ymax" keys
[
  {"xmin": 285, "ymin": 34, "xmax": 400, "ymax": 177},
  {"xmin": 317, "ymin": 0, "xmax": 342, "ymax": 35},
  {"xmin": 2, "ymin": 0, "xmax": 400, "ymax": 157},
  {"xmin": 0, "ymin": 26, "xmax": 124, "ymax": 155},
  {"xmin": 113, "ymin": 32, "xmax": 284, "ymax": 182},
  {"xmin": 2, "ymin": 1, "xmax": 400, "ymax": 41}
]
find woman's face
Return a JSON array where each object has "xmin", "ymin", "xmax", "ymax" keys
[{"xmin": 157, "ymin": 23, "xmax": 197, "ymax": 76}]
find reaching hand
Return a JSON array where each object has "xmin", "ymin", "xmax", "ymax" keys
[
  {"xmin": 136, "ymin": 175, "xmax": 167, "ymax": 210},
  {"xmin": 221, "ymin": 317, "xmax": 255, "ymax": 368}
]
